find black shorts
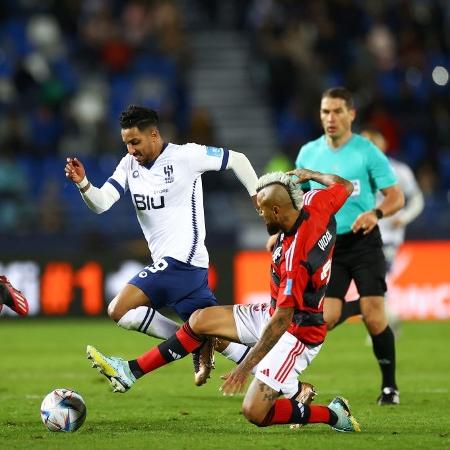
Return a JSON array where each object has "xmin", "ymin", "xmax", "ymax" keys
[{"xmin": 327, "ymin": 226, "xmax": 387, "ymax": 300}]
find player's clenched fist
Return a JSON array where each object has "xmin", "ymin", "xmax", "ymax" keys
[{"xmin": 65, "ymin": 157, "xmax": 86, "ymax": 184}]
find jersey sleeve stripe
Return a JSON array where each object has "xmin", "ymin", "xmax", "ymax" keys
[
  {"xmin": 186, "ymin": 179, "xmax": 199, "ymax": 264},
  {"xmin": 107, "ymin": 177, "xmax": 124, "ymax": 196},
  {"xmin": 303, "ymin": 190, "xmax": 319, "ymax": 205},
  {"xmin": 284, "ymin": 232, "xmax": 298, "ymax": 271},
  {"xmin": 220, "ymin": 148, "xmax": 229, "ymax": 171}
]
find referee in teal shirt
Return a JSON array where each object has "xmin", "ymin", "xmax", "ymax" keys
[{"xmin": 293, "ymin": 87, "xmax": 404, "ymax": 405}]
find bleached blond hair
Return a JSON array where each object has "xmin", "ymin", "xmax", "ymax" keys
[{"xmin": 256, "ymin": 172, "xmax": 304, "ymax": 210}]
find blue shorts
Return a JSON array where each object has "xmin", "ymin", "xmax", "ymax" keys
[{"xmin": 128, "ymin": 257, "xmax": 218, "ymax": 321}]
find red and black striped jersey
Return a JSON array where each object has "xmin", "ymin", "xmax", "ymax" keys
[{"xmin": 269, "ymin": 183, "xmax": 349, "ymax": 345}]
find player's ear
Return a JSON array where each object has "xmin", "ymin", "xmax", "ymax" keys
[{"xmin": 145, "ymin": 127, "xmax": 158, "ymax": 139}]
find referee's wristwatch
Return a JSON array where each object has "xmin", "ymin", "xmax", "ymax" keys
[{"xmin": 373, "ymin": 208, "xmax": 384, "ymax": 219}]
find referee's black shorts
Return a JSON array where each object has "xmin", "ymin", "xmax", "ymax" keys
[{"xmin": 327, "ymin": 226, "xmax": 387, "ymax": 300}]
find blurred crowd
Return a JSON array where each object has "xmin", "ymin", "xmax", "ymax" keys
[
  {"xmin": 245, "ymin": 0, "xmax": 450, "ymax": 192},
  {"xmin": 0, "ymin": 0, "xmax": 449, "ymax": 243},
  {"xmin": 0, "ymin": 0, "xmax": 191, "ymax": 238}
]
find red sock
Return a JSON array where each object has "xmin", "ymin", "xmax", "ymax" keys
[
  {"xmin": 136, "ymin": 348, "xmax": 167, "ymax": 374},
  {"xmin": 308, "ymin": 405, "xmax": 332, "ymax": 424},
  {"xmin": 264, "ymin": 399, "xmax": 293, "ymax": 425},
  {"xmin": 137, "ymin": 323, "xmax": 203, "ymax": 374},
  {"xmin": 264, "ymin": 399, "xmax": 332, "ymax": 426},
  {"xmin": 176, "ymin": 323, "xmax": 204, "ymax": 352}
]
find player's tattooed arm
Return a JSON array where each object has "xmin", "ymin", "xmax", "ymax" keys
[
  {"xmin": 238, "ymin": 306, "xmax": 294, "ymax": 373},
  {"xmin": 220, "ymin": 306, "xmax": 293, "ymax": 395}
]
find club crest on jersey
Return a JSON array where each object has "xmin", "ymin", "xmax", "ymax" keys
[{"xmin": 164, "ymin": 165, "xmax": 174, "ymax": 183}]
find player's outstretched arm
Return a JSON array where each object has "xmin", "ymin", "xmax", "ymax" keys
[
  {"xmin": 64, "ymin": 157, "xmax": 120, "ymax": 214},
  {"xmin": 226, "ymin": 150, "xmax": 259, "ymax": 211}
]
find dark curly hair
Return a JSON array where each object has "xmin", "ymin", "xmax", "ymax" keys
[
  {"xmin": 119, "ymin": 105, "xmax": 159, "ymax": 130},
  {"xmin": 322, "ymin": 87, "xmax": 354, "ymax": 109}
]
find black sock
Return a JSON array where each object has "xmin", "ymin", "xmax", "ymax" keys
[
  {"xmin": 335, "ymin": 299, "xmax": 361, "ymax": 326},
  {"xmin": 128, "ymin": 360, "xmax": 145, "ymax": 379},
  {"xmin": 328, "ymin": 409, "xmax": 338, "ymax": 426},
  {"xmin": 290, "ymin": 401, "xmax": 311, "ymax": 424},
  {"xmin": 261, "ymin": 400, "xmax": 311, "ymax": 427},
  {"xmin": 289, "ymin": 401, "xmax": 337, "ymax": 426},
  {"xmin": 0, "ymin": 284, "xmax": 13, "ymax": 307},
  {"xmin": 371, "ymin": 326, "xmax": 397, "ymax": 390}
]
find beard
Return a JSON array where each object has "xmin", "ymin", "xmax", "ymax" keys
[{"xmin": 266, "ymin": 223, "xmax": 280, "ymax": 235}]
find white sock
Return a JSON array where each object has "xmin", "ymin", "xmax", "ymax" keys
[
  {"xmin": 117, "ymin": 306, "xmax": 179, "ymax": 339},
  {"xmin": 220, "ymin": 342, "xmax": 250, "ymax": 364}
]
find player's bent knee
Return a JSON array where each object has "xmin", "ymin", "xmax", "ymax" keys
[
  {"xmin": 190, "ymin": 306, "xmax": 231, "ymax": 336},
  {"xmin": 241, "ymin": 404, "xmax": 267, "ymax": 427},
  {"xmin": 189, "ymin": 308, "xmax": 211, "ymax": 335},
  {"xmin": 189, "ymin": 309, "xmax": 205, "ymax": 334},
  {"xmin": 324, "ymin": 313, "xmax": 339, "ymax": 330},
  {"xmin": 107, "ymin": 301, "xmax": 116, "ymax": 320},
  {"xmin": 241, "ymin": 398, "xmax": 270, "ymax": 427},
  {"xmin": 364, "ymin": 316, "xmax": 387, "ymax": 334},
  {"xmin": 324, "ymin": 298, "xmax": 343, "ymax": 329},
  {"xmin": 107, "ymin": 298, "xmax": 124, "ymax": 322},
  {"xmin": 115, "ymin": 307, "xmax": 141, "ymax": 330}
]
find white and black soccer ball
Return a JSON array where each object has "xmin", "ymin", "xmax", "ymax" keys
[{"xmin": 40, "ymin": 388, "xmax": 87, "ymax": 432}]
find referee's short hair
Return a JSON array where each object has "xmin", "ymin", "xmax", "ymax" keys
[{"xmin": 322, "ymin": 87, "xmax": 354, "ymax": 109}]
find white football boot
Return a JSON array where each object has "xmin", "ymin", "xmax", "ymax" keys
[
  {"xmin": 86, "ymin": 345, "xmax": 136, "ymax": 393},
  {"xmin": 328, "ymin": 396, "xmax": 361, "ymax": 432}
]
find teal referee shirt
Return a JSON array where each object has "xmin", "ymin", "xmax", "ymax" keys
[{"xmin": 295, "ymin": 134, "xmax": 397, "ymax": 235}]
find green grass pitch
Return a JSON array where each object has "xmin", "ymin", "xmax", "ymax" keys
[{"xmin": 0, "ymin": 318, "xmax": 449, "ymax": 449}]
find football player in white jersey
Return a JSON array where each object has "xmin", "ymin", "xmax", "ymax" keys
[
  {"xmin": 64, "ymin": 105, "xmax": 258, "ymax": 384},
  {"xmin": 337, "ymin": 129, "xmax": 424, "ymax": 333},
  {"xmin": 362, "ymin": 129, "xmax": 424, "ymax": 270}
]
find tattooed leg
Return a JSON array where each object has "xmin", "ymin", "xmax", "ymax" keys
[{"xmin": 241, "ymin": 378, "xmax": 281, "ymax": 425}]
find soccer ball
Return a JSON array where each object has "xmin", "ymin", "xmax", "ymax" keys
[{"xmin": 40, "ymin": 388, "xmax": 87, "ymax": 432}]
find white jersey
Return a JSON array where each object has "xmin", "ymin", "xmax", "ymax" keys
[
  {"xmin": 107, "ymin": 142, "xmax": 229, "ymax": 268},
  {"xmin": 378, "ymin": 157, "xmax": 424, "ymax": 248}
]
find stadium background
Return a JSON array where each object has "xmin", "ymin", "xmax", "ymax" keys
[{"xmin": 1, "ymin": 0, "xmax": 449, "ymax": 319}]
